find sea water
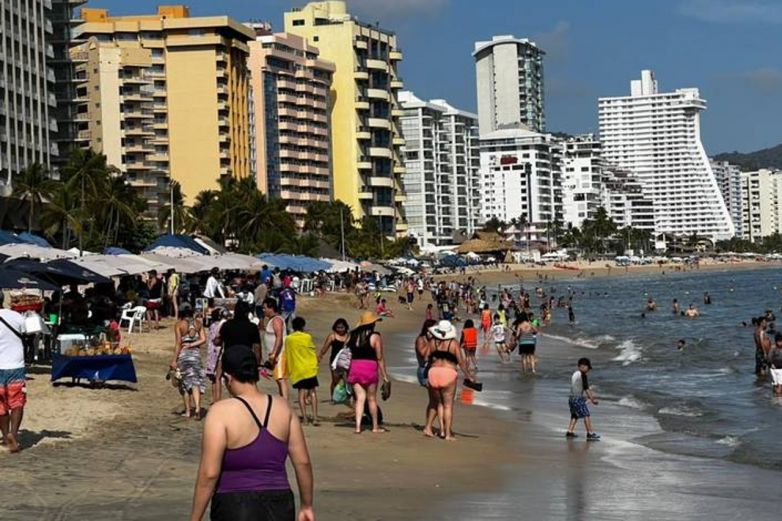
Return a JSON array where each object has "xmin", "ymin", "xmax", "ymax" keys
[{"xmin": 386, "ymin": 266, "xmax": 782, "ymax": 519}]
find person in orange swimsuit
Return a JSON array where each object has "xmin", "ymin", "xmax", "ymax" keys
[
  {"xmin": 424, "ymin": 320, "xmax": 476, "ymax": 441},
  {"xmin": 460, "ymin": 319, "xmax": 479, "ymax": 372}
]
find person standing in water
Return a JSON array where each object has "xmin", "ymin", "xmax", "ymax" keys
[
  {"xmin": 755, "ymin": 316, "xmax": 771, "ymax": 377},
  {"xmin": 769, "ymin": 333, "xmax": 782, "ymax": 396},
  {"xmin": 565, "ymin": 358, "xmax": 600, "ymax": 440},
  {"xmin": 672, "ymin": 299, "xmax": 680, "ymax": 315},
  {"xmin": 703, "ymin": 292, "xmax": 712, "ymax": 305}
]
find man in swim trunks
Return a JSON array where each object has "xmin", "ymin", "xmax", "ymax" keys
[
  {"xmin": 754, "ymin": 316, "xmax": 771, "ymax": 377},
  {"xmin": 0, "ymin": 293, "xmax": 26, "ymax": 452}
]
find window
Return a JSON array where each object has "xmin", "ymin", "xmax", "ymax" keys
[
  {"xmin": 292, "ymin": 19, "xmax": 305, "ymax": 26},
  {"xmin": 313, "ymin": 36, "xmax": 319, "ymax": 42}
]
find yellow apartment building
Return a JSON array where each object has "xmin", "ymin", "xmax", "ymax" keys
[
  {"xmin": 284, "ymin": 1, "xmax": 408, "ymax": 237},
  {"xmin": 247, "ymin": 26, "xmax": 335, "ymax": 227},
  {"xmin": 71, "ymin": 5, "xmax": 254, "ymax": 216}
]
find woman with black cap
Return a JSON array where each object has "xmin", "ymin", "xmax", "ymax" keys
[{"xmin": 190, "ymin": 345, "xmax": 314, "ymax": 521}]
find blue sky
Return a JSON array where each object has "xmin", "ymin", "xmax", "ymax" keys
[{"xmin": 94, "ymin": 0, "xmax": 782, "ymax": 154}]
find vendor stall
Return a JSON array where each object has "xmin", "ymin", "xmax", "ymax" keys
[{"xmin": 52, "ymin": 338, "xmax": 136, "ymax": 384}]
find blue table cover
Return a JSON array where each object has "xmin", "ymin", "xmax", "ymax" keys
[{"xmin": 51, "ymin": 354, "xmax": 137, "ymax": 383}]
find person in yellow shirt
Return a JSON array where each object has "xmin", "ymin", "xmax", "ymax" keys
[{"xmin": 285, "ymin": 316, "xmax": 320, "ymax": 425}]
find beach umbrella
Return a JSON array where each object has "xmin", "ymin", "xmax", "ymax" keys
[
  {"xmin": 17, "ymin": 232, "xmax": 52, "ymax": 248},
  {"xmin": 0, "ymin": 268, "xmax": 58, "ymax": 291},
  {"xmin": 143, "ymin": 234, "xmax": 211, "ymax": 255},
  {"xmin": 257, "ymin": 253, "xmax": 331, "ymax": 273},
  {"xmin": 5, "ymin": 258, "xmax": 111, "ymax": 285}
]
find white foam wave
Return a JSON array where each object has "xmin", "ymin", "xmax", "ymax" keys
[
  {"xmin": 716, "ymin": 436, "xmax": 741, "ymax": 448},
  {"xmin": 542, "ymin": 333, "xmax": 600, "ymax": 349},
  {"xmin": 658, "ymin": 406, "xmax": 703, "ymax": 417},
  {"xmin": 618, "ymin": 396, "xmax": 648, "ymax": 410},
  {"xmin": 612, "ymin": 339, "xmax": 642, "ymax": 365}
]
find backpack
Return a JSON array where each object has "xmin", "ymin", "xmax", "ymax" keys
[{"xmin": 331, "ymin": 345, "xmax": 352, "ymax": 372}]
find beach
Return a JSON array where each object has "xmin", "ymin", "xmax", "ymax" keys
[
  {"xmin": 0, "ymin": 293, "xmax": 516, "ymax": 520},
  {"xmin": 3, "ymin": 269, "xmax": 782, "ymax": 520}
]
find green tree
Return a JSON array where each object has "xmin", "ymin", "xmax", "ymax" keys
[
  {"xmin": 12, "ymin": 163, "xmax": 59, "ymax": 233},
  {"xmin": 481, "ymin": 216, "xmax": 506, "ymax": 234}
]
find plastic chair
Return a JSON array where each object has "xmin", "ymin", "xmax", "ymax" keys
[{"xmin": 119, "ymin": 305, "xmax": 147, "ymax": 333}]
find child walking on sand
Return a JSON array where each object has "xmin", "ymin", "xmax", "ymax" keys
[
  {"xmin": 566, "ymin": 357, "xmax": 600, "ymax": 440},
  {"xmin": 460, "ymin": 319, "xmax": 479, "ymax": 372}
]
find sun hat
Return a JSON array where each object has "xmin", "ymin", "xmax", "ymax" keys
[
  {"xmin": 429, "ymin": 320, "xmax": 456, "ymax": 340},
  {"xmin": 356, "ymin": 311, "xmax": 382, "ymax": 328}
]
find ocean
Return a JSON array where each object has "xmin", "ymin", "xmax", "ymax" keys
[{"xmin": 387, "ymin": 266, "xmax": 782, "ymax": 519}]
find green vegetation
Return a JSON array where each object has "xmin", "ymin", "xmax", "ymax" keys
[{"xmin": 713, "ymin": 143, "xmax": 782, "ymax": 171}]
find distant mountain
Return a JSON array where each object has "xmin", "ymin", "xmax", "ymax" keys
[{"xmin": 712, "ymin": 143, "xmax": 782, "ymax": 171}]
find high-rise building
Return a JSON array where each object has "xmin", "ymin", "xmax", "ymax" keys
[
  {"xmin": 711, "ymin": 160, "xmax": 743, "ymax": 238},
  {"xmin": 739, "ymin": 169, "xmax": 782, "ymax": 242},
  {"xmin": 72, "ymin": 5, "xmax": 255, "ymax": 215},
  {"xmin": 0, "ymin": 0, "xmax": 59, "ymax": 190},
  {"xmin": 473, "ymin": 35, "xmax": 545, "ymax": 135},
  {"xmin": 601, "ymin": 165, "xmax": 655, "ymax": 231},
  {"xmin": 598, "ymin": 70, "xmax": 734, "ymax": 240},
  {"xmin": 285, "ymin": 1, "xmax": 407, "ymax": 237},
  {"xmin": 398, "ymin": 91, "xmax": 480, "ymax": 247},
  {"xmin": 562, "ymin": 135, "xmax": 603, "ymax": 229},
  {"xmin": 479, "ymin": 128, "xmax": 563, "ymax": 241},
  {"xmin": 50, "ymin": 0, "xmax": 87, "ymax": 168},
  {"xmin": 247, "ymin": 26, "xmax": 334, "ymax": 227}
]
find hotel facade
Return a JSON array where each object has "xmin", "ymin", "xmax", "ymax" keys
[
  {"xmin": 248, "ymin": 27, "xmax": 334, "ymax": 227},
  {"xmin": 599, "ymin": 70, "xmax": 734, "ymax": 240},
  {"xmin": 71, "ymin": 5, "xmax": 254, "ymax": 215},
  {"xmin": 285, "ymin": 1, "xmax": 407, "ymax": 237}
]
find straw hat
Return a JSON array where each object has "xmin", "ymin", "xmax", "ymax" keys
[
  {"xmin": 429, "ymin": 320, "xmax": 456, "ymax": 340},
  {"xmin": 356, "ymin": 311, "xmax": 382, "ymax": 328}
]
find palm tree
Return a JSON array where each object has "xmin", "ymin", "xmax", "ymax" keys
[
  {"xmin": 158, "ymin": 180, "xmax": 192, "ymax": 234},
  {"xmin": 39, "ymin": 188, "xmax": 81, "ymax": 249},
  {"xmin": 12, "ymin": 163, "xmax": 58, "ymax": 233},
  {"xmin": 60, "ymin": 149, "xmax": 112, "ymax": 252}
]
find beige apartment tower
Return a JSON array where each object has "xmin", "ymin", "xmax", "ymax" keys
[
  {"xmin": 285, "ymin": 1, "xmax": 407, "ymax": 237},
  {"xmin": 248, "ymin": 27, "xmax": 334, "ymax": 227},
  {"xmin": 71, "ymin": 5, "xmax": 254, "ymax": 216}
]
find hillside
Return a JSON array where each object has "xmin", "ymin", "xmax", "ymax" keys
[{"xmin": 713, "ymin": 143, "xmax": 782, "ymax": 171}]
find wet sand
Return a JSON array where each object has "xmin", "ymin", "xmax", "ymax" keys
[{"xmin": 0, "ymin": 293, "xmax": 516, "ymax": 520}]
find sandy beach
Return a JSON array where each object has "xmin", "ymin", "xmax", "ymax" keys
[{"xmin": 0, "ymin": 292, "xmax": 517, "ymax": 520}]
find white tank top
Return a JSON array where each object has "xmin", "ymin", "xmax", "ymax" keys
[{"xmin": 264, "ymin": 315, "xmax": 287, "ymax": 354}]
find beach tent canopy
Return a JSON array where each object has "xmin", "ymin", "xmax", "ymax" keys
[
  {"xmin": 358, "ymin": 261, "xmax": 391, "ymax": 275},
  {"xmin": 5, "ymin": 258, "xmax": 111, "ymax": 285},
  {"xmin": 0, "ymin": 268, "xmax": 58, "ymax": 291},
  {"xmin": 140, "ymin": 253, "xmax": 213, "ymax": 274},
  {"xmin": 0, "ymin": 243, "xmax": 75, "ymax": 262},
  {"xmin": 257, "ymin": 253, "xmax": 331, "ymax": 273},
  {"xmin": 17, "ymin": 232, "xmax": 51, "ymax": 248},
  {"xmin": 321, "ymin": 258, "xmax": 359, "ymax": 273},
  {"xmin": 193, "ymin": 236, "xmax": 226, "ymax": 255},
  {"xmin": 69, "ymin": 256, "xmax": 128, "ymax": 278},
  {"xmin": 439, "ymin": 254, "xmax": 468, "ymax": 268},
  {"xmin": 0, "ymin": 230, "xmax": 25, "ymax": 246},
  {"xmin": 143, "ymin": 234, "xmax": 210, "ymax": 255},
  {"xmin": 455, "ymin": 237, "xmax": 517, "ymax": 255},
  {"xmin": 104, "ymin": 246, "xmax": 132, "ymax": 255}
]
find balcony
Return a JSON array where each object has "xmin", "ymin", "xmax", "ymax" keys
[
  {"xmin": 367, "ymin": 118, "xmax": 391, "ymax": 129},
  {"xmin": 392, "ymin": 136, "xmax": 405, "ymax": 146},
  {"xmin": 389, "ymin": 50, "xmax": 403, "ymax": 61},
  {"xmin": 354, "ymin": 39, "xmax": 368, "ymax": 50},
  {"xmin": 395, "ymin": 193, "xmax": 407, "ymax": 203},
  {"xmin": 369, "ymin": 147, "xmax": 393, "ymax": 158},
  {"xmin": 390, "ymin": 78, "xmax": 404, "ymax": 89},
  {"xmin": 366, "ymin": 59, "xmax": 388, "ymax": 71},
  {"xmin": 369, "ymin": 206, "xmax": 395, "ymax": 217},
  {"xmin": 366, "ymin": 88, "xmax": 389, "ymax": 101},
  {"xmin": 357, "ymin": 127, "xmax": 371, "ymax": 140},
  {"xmin": 357, "ymin": 158, "xmax": 372, "ymax": 170},
  {"xmin": 391, "ymin": 108, "xmax": 404, "ymax": 117},
  {"xmin": 355, "ymin": 100, "xmax": 370, "ymax": 110},
  {"xmin": 394, "ymin": 165, "xmax": 406, "ymax": 174},
  {"xmin": 369, "ymin": 176, "xmax": 394, "ymax": 188},
  {"xmin": 358, "ymin": 188, "xmax": 373, "ymax": 200},
  {"xmin": 354, "ymin": 69, "xmax": 369, "ymax": 81}
]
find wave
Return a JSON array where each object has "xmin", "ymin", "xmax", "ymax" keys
[
  {"xmin": 658, "ymin": 406, "xmax": 703, "ymax": 417},
  {"xmin": 618, "ymin": 396, "xmax": 648, "ymax": 410},
  {"xmin": 541, "ymin": 332, "xmax": 614, "ymax": 350},
  {"xmin": 716, "ymin": 435, "xmax": 741, "ymax": 448},
  {"xmin": 612, "ymin": 339, "xmax": 643, "ymax": 365}
]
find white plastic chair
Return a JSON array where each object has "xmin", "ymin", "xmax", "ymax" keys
[{"xmin": 119, "ymin": 305, "xmax": 147, "ymax": 333}]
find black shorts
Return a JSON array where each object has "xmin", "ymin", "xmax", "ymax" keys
[
  {"xmin": 406, "ymin": 293, "xmax": 414, "ymax": 303},
  {"xmin": 293, "ymin": 376, "xmax": 319, "ymax": 390},
  {"xmin": 519, "ymin": 342, "xmax": 536, "ymax": 355},
  {"xmin": 211, "ymin": 489, "xmax": 294, "ymax": 521}
]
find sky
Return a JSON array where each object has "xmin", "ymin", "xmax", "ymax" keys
[{"xmin": 93, "ymin": 0, "xmax": 782, "ymax": 154}]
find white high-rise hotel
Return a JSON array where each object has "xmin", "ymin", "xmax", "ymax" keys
[{"xmin": 599, "ymin": 70, "xmax": 734, "ymax": 240}]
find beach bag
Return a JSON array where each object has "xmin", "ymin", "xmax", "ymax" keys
[
  {"xmin": 331, "ymin": 345, "xmax": 352, "ymax": 372},
  {"xmin": 332, "ymin": 380, "xmax": 349, "ymax": 404}
]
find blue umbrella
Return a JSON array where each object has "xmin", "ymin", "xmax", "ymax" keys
[
  {"xmin": 0, "ymin": 268, "xmax": 58, "ymax": 291},
  {"xmin": 5, "ymin": 258, "xmax": 111, "ymax": 285},
  {"xmin": 257, "ymin": 253, "xmax": 331, "ymax": 273},
  {"xmin": 17, "ymin": 232, "xmax": 51, "ymax": 248}
]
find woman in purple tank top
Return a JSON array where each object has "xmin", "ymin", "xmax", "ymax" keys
[{"xmin": 190, "ymin": 345, "xmax": 314, "ymax": 521}]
